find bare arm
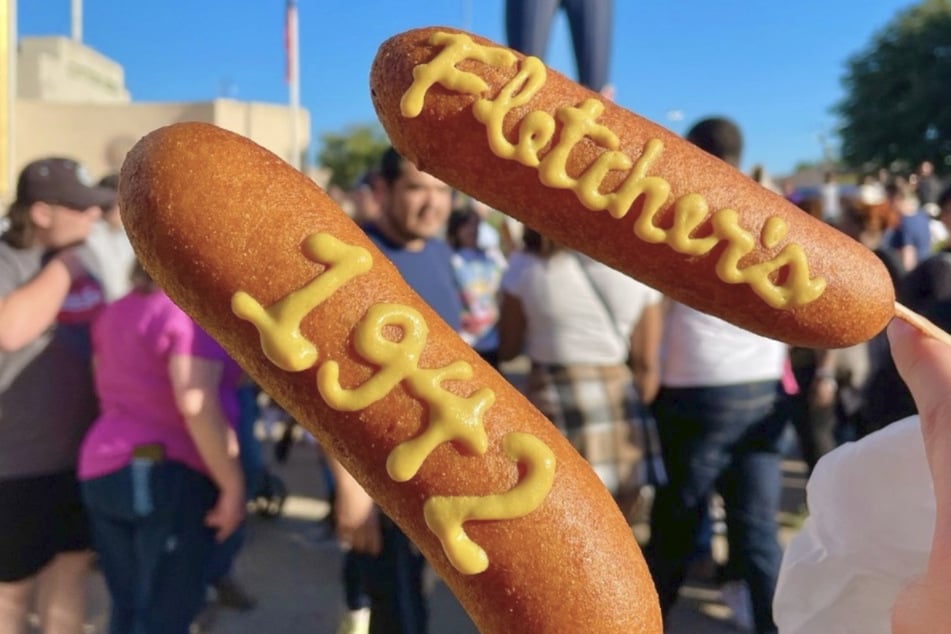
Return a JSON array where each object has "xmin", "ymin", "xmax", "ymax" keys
[
  {"xmin": 900, "ymin": 244, "xmax": 918, "ymax": 273},
  {"xmin": 629, "ymin": 300, "xmax": 663, "ymax": 405},
  {"xmin": 169, "ymin": 353, "xmax": 244, "ymax": 540},
  {"xmin": 326, "ymin": 455, "xmax": 381, "ymax": 555},
  {"xmin": 810, "ymin": 348, "xmax": 839, "ymax": 408},
  {"xmin": 0, "ymin": 251, "xmax": 84, "ymax": 352},
  {"xmin": 496, "ymin": 291, "xmax": 527, "ymax": 363}
]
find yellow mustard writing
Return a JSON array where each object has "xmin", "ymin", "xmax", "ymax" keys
[
  {"xmin": 399, "ymin": 31, "xmax": 827, "ymax": 309},
  {"xmin": 234, "ymin": 232, "xmax": 555, "ymax": 575},
  {"xmin": 424, "ymin": 432, "xmax": 555, "ymax": 575},
  {"xmin": 317, "ymin": 302, "xmax": 495, "ymax": 483},
  {"xmin": 232, "ymin": 233, "xmax": 373, "ymax": 372}
]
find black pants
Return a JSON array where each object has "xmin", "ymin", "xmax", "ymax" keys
[{"xmin": 505, "ymin": 0, "xmax": 614, "ymax": 91}]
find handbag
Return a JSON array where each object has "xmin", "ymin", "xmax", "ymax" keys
[{"xmin": 572, "ymin": 253, "xmax": 668, "ymax": 489}]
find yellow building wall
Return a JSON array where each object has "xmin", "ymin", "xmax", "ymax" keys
[{"xmin": 9, "ymin": 98, "xmax": 310, "ymax": 201}]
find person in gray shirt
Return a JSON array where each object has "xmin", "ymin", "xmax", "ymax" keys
[{"xmin": 0, "ymin": 158, "xmax": 113, "ymax": 634}]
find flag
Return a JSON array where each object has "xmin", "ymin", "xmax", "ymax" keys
[{"xmin": 284, "ymin": 0, "xmax": 297, "ymax": 84}]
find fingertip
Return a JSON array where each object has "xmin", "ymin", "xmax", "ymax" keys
[
  {"xmin": 890, "ymin": 315, "xmax": 951, "ymax": 409},
  {"xmin": 888, "ymin": 316, "xmax": 934, "ymax": 375},
  {"xmin": 888, "ymin": 316, "xmax": 917, "ymax": 346}
]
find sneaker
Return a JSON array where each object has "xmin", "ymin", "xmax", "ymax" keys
[
  {"xmin": 189, "ymin": 601, "xmax": 217, "ymax": 634},
  {"xmin": 337, "ymin": 607, "xmax": 370, "ymax": 634},
  {"xmin": 720, "ymin": 580, "xmax": 754, "ymax": 632},
  {"xmin": 214, "ymin": 576, "xmax": 257, "ymax": 612}
]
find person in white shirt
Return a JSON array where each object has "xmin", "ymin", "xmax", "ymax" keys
[
  {"xmin": 820, "ymin": 171, "xmax": 842, "ymax": 224},
  {"xmin": 643, "ymin": 117, "xmax": 787, "ymax": 634},
  {"xmin": 498, "ymin": 227, "xmax": 662, "ymax": 506}
]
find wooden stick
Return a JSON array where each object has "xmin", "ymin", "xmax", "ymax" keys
[{"xmin": 894, "ymin": 302, "xmax": 951, "ymax": 349}]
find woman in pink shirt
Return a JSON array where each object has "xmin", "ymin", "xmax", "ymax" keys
[{"xmin": 78, "ymin": 261, "xmax": 243, "ymax": 634}]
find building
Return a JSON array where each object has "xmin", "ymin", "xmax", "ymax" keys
[{"xmin": 1, "ymin": 14, "xmax": 310, "ymax": 204}]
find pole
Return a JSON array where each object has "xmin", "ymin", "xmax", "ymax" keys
[
  {"xmin": 71, "ymin": 0, "xmax": 81, "ymax": 43},
  {"xmin": 287, "ymin": 0, "xmax": 300, "ymax": 170}
]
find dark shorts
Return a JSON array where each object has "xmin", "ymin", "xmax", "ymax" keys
[{"xmin": 0, "ymin": 470, "xmax": 91, "ymax": 582}]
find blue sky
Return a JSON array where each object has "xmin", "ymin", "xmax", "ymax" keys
[{"xmin": 18, "ymin": 0, "xmax": 915, "ymax": 176}]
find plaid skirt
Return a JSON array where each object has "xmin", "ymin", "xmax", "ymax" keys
[{"xmin": 526, "ymin": 362, "xmax": 666, "ymax": 498}]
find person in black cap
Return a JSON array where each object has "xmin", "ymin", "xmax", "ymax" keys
[{"xmin": 0, "ymin": 157, "xmax": 113, "ymax": 633}]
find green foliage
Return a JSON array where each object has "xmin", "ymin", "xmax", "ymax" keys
[
  {"xmin": 317, "ymin": 124, "xmax": 390, "ymax": 189},
  {"xmin": 837, "ymin": 0, "xmax": 951, "ymax": 173},
  {"xmin": 793, "ymin": 159, "xmax": 823, "ymax": 173}
]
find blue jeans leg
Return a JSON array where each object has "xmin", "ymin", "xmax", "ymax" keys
[
  {"xmin": 206, "ymin": 522, "xmax": 246, "ymax": 586},
  {"xmin": 236, "ymin": 384, "xmax": 264, "ymax": 497},
  {"xmin": 361, "ymin": 516, "xmax": 427, "ymax": 634},
  {"xmin": 646, "ymin": 381, "xmax": 785, "ymax": 634},
  {"xmin": 505, "ymin": 0, "xmax": 613, "ymax": 90},
  {"xmin": 82, "ymin": 462, "xmax": 218, "ymax": 634},
  {"xmin": 342, "ymin": 550, "xmax": 373, "ymax": 611},
  {"xmin": 719, "ymin": 448, "xmax": 783, "ymax": 634}
]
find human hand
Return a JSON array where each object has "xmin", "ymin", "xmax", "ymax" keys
[
  {"xmin": 48, "ymin": 247, "xmax": 87, "ymax": 280},
  {"xmin": 205, "ymin": 486, "xmax": 246, "ymax": 542},
  {"xmin": 809, "ymin": 375, "xmax": 838, "ymax": 408},
  {"xmin": 888, "ymin": 318, "xmax": 951, "ymax": 633}
]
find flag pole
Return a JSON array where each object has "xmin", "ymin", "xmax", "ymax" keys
[
  {"xmin": 71, "ymin": 0, "xmax": 81, "ymax": 43},
  {"xmin": 287, "ymin": 0, "xmax": 300, "ymax": 170}
]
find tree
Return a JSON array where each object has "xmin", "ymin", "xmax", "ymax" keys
[
  {"xmin": 837, "ymin": 0, "xmax": 951, "ymax": 173},
  {"xmin": 316, "ymin": 124, "xmax": 390, "ymax": 190}
]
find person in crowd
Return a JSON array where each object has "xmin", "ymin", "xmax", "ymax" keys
[
  {"xmin": 202, "ymin": 377, "xmax": 267, "ymax": 619},
  {"xmin": 496, "ymin": 227, "xmax": 662, "ymax": 514},
  {"xmin": 787, "ymin": 343, "xmax": 842, "ymax": 473},
  {"xmin": 795, "ymin": 196, "xmax": 824, "ymax": 221},
  {"xmin": 781, "ymin": 178, "xmax": 802, "ymax": 205},
  {"xmin": 447, "ymin": 205, "xmax": 506, "ymax": 367},
  {"xmin": 0, "ymin": 158, "xmax": 112, "ymax": 634},
  {"xmin": 859, "ymin": 172, "xmax": 888, "ymax": 207},
  {"xmin": 349, "ymin": 170, "xmax": 382, "ymax": 227},
  {"xmin": 837, "ymin": 192, "xmax": 904, "ymax": 283},
  {"xmin": 78, "ymin": 259, "xmax": 244, "ymax": 634},
  {"xmin": 899, "ymin": 185, "xmax": 951, "ymax": 314},
  {"xmin": 505, "ymin": 0, "xmax": 613, "ymax": 93},
  {"xmin": 202, "ymin": 371, "xmax": 259, "ymax": 620},
  {"xmin": 915, "ymin": 159, "xmax": 942, "ymax": 212},
  {"xmin": 786, "ymin": 191, "xmax": 894, "ymax": 468},
  {"xmin": 466, "ymin": 198, "xmax": 507, "ymax": 258},
  {"xmin": 828, "ymin": 194, "xmax": 905, "ymax": 439},
  {"xmin": 85, "ymin": 173, "xmax": 135, "ymax": 302},
  {"xmin": 749, "ymin": 163, "xmax": 782, "ymax": 195},
  {"xmin": 886, "ymin": 180, "xmax": 932, "ymax": 272},
  {"xmin": 329, "ymin": 147, "xmax": 460, "ymax": 634},
  {"xmin": 820, "ymin": 171, "xmax": 842, "ymax": 224},
  {"xmin": 644, "ymin": 118, "xmax": 787, "ymax": 634},
  {"xmin": 857, "ymin": 184, "xmax": 951, "ymax": 438}
]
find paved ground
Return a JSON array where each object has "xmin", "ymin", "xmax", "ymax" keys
[{"xmin": 69, "ymin": 358, "xmax": 809, "ymax": 633}]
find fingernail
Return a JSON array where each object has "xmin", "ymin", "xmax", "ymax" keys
[{"xmin": 889, "ymin": 316, "xmax": 915, "ymax": 338}]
